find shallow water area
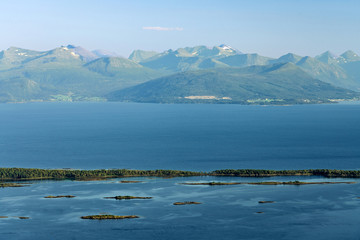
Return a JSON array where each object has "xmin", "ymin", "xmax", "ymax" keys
[{"xmin": 1, "ymin": 176, "xmax": 360, "ymax": 240}]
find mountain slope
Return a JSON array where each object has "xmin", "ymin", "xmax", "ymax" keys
[
  {"xmin": 132, "ymin": 45, "xmax": 360, "ymax": 91},
  {"xmin": 139, "ymin": 44, "xmax": 243, "ymax": 72},
  {"xmin": 84, "ymin": 57, "xmax": 163, "ymax": 84},
  {"xmin": 92, "ymin": 49, "xmax": 121, "ymax": 58},
  {"xmin": 0, "ymin": 47, "xmax": 164, "ymax": 102},
  {"xmin": 340, "ymin": 50, "xmax": 360, "ymax": 63},
  {"xmin": 295, "ymin": 56, "xmax": 357, "ymax": 89},
  {"xmin": 315, "ymin": 51, "xmax": 339, "ymax": 65},
  {"xmin": 66, "ymin": 45, "xmax": 99, "ymax": 62},
  {"xmin": 107, "ymin": 63, "xmax": 359, "ymax": 104},
  {"xmin": 272, "ymin": 53, "xmax": 303, "ymax": 64},
  {"xmin": 140, "ymin": 50, "xmax": 200, "ymax": 72},
  {"xmin": 0, "ymin": 47, "xmax": 46, "ymax": 70},
  {"xmin": 218, "ymin": 54, "xmax": 272, "ymax": 67},
  {"xmin": 129, "ymin": 50, "xmax": 159, "ymax": 62},
  {"xmin": 138, "ymin": 46, "xmax": 360, "ymax": 91}
]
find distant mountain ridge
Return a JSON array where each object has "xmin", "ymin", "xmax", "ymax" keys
[
  {"xmin": 0, "ymin": 45, "xmax": 163, "ymax": 102},
  {"xmin": 0, "ymin": 44, "xmax": 359, "ymax": 104},
  {"xmin": 107, "ymin": 63, "xmax": 359, "ymax": 104},
  {"xmin": 134, "ymin": 45, "xmax": 360, "ymax": 90},
  {"xmin": 129, "ymin": 50, "xmax": 159, "ymax": 62}
]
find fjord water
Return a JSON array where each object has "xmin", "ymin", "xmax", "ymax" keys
[
  {"xmin": 2, "ymin": 176, "xmax": 360, "ymax": 240},
  {"xmin": 2, "ymin": 102, "xmax": 360, "ymax": 240},
  {"xmin": 0, "ymin": 102, "xmax": 360, "ymax": 170}
]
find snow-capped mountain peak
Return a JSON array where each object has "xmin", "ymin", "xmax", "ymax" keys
[
  {"xmin": 218, "ymin": 44, "xmax": 242, "ymax": 54},
  {"xmin": 218, "ymin": 44, "xmax": 233, "ymax": 50}
]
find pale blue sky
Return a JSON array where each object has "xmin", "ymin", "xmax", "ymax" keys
[{"xmin": 1, "ymin": 0, "xmax": 359, "ymax": 57}]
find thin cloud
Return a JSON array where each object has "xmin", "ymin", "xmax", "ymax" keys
[{"xmin": 142, "ymin": 26, "xmax": 183, "ymax": 31}]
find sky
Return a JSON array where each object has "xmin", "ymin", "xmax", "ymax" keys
[{"xmin": 0, "ymin": 0, "xmax": 359, "ymax": 58}]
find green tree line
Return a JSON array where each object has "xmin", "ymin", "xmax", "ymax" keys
[{"xmin": 2, "ymin": 168, "xmax": 360, "ymax": 180}]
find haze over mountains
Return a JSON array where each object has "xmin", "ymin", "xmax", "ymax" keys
[
  {"xmin": 0, "ymin": 44, "xmax": 359, "ymax": 104},
  {"xmin": 107, "ymin": 63, "xmax": 358, "ymax": 104}
]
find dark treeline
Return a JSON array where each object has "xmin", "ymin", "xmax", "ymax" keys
[
  {"xmin": 0, "ymin": 168, "xmax": 204, "ymax": 180},
  {"xmin": 2, "ymin": 168, "xmax": 360, "ymax": 181},
  {"xmin": 211, "ymin": 169, "xmax": 360, "ymax": 178}
]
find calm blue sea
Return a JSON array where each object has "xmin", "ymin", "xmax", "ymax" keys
[{"xmin": 0, "ymin": 102, "xmax": 360, "ymax": 170}]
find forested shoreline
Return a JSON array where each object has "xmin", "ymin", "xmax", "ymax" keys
[
  {"xmin": 211, "ymin": 169, "xmax": 360, "ymax": 178},
  {"xmin": 2, "ymin": 168, "xmax": 360, "ymax": 181}
]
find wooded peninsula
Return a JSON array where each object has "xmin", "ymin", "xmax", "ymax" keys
[{"xmin": 2, "ymin": 168, "xmax": 360, "ymax": 181}]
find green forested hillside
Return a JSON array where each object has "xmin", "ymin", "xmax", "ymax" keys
[
  {"xmin": 0, "ymin": 46, "xmax": 164, "ymax": 102},
  {"xmin": 107, "ymin": 63, "xmax": 359, "ymax": 104}
]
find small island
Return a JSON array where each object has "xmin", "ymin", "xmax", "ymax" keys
[
  {"xmin": 119, "ymin": 180, "xmax": 143, "ymax": 183},
  {"xmin": 0, "ymin": 182, "xmax": 29, "ymax": 188},
  {"xmin": 248, "ymin": 181, "xmax": 356, "ymax": 185},
  {"xmin": 44, "ymin": 195, "xmax": 76, "ymax": 198},
  {"xmin": 0, "ymin": 216, "xmax": 30, "ymax": 219},
  {"xmin": 81, "ymin": 215, "xmax": 139, "ymax": 220},
  {"xmin": 259, "ymin": 201, "xmax": 275, "ymax": 204},
  {"xmin": 180, "ymin": 181, "xmax": 356, "ymax": 186},
  {"xmin": 181, "ymin": 182, "xmax": 243, "ymax": 186},
  {"xmin": 104, "ymin": 195, "xmax": 152, "ymax": 200},
  {"xmin": 173, "ymin": 201, "xmax": 202, "ymax": 205},
  {"xmin": 75, "ymin": 177, "xmax": 108, "ymax": 181}
]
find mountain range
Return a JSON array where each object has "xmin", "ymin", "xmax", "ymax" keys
[
  {"xmin": 0, "ymin": 44, "xmax": 359, "ymax": 104},
  {"xmin": 107, "ymin": 63, "xmax": 358, "ymax": 104}
]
